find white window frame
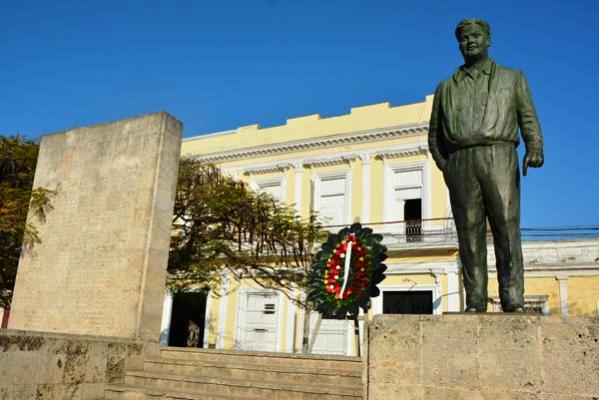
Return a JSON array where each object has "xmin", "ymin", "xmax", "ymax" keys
[
  {"xmin": 234, "ymin": 287, "xmax": 284, "ymax": 352},
  {"xmin": 383, "ymin": 160, "xmax": 431, "ymax": 229},
  {"xmin": 374, "ymin": 284, "xmax": 442, "ymax": 315},
  {"xmin": 251, "ymin": 176, "xmax": 287, "ymax": 203},
  {"xmin": 311, "ymin": 169, "xmax": 352, "ymax": 227}
]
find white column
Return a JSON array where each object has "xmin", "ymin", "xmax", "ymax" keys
[
  {"xmin": 293, "ymin": 162, "xmax": 303, "ymax": 214},
  {"xmin": 557, "ymin": 276, "xmax": 569, "ymax": 320},
  {"xmin": 217, "ymin": 275, "xmax": 230, "ymax": 349},
  {"xmin": 359, "ymin": 153, "xmax": 372, "ymax": 223},
  {"xmin": 447, "ymin": 270, "xmax": 460, "ymax": 312},
  {"xmin": 433, "ymin": 273, "xmax": 443, "ymax": 315},
  {"xmin": 285, "ymin": 285, "xmax": 297, "ymax": 353},
  {"xmin": 159, "ymin": 292, "xmax": 173, "ymax": 346},
  {"xmin": 203, "ymin": 291, "xmax": 213, "ymax": 348}
]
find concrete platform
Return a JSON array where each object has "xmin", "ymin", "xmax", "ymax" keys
[{"xmin": 367, "ymin": 314, "xmax": 599, "ymax": 400}]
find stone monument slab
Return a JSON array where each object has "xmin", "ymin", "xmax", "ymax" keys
[{"xmin": 8, "ymin": 113, "xmax": 182, "ymax": 341}]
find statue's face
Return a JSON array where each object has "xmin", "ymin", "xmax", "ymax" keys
[{"xmin": 458, "ymin": 24, "xmax": 490, "ymax": 60}]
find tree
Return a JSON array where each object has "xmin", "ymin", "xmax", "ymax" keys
[
  {"xmin": 167, "ymin": 157, "xmax": 326, "ymax": 298},
  {"xmin": 0, "ymin": 135, "xmax": 54, "ymax": 308}
]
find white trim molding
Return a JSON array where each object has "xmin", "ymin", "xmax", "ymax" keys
[{"xmin": 194, "ymin": 123, "xmax": 428, "ymax": 163}]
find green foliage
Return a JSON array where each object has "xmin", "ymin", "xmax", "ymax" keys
[
  {"xmin": 168, "ymin": 157, "xmax": 326, "ymax": 298},
  {"xmin": 0, "ymin": 135, "xmax": 54, "ymax": 308}
]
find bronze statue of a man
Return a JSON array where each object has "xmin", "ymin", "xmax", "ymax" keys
[{"xmin": 428, "ymin": 19, "xmax": 544, "ymax": 312}]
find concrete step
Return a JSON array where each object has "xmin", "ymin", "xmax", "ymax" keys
[
  {"xmin": 122, "ymin": 370, "xmax": 363, "ymax": 400},
  {"xmin": 143, "ymin": 358, "xmax": 362, "ymax": 387},
  {"xmin": 104, "ymin": 384, "xmax": 261, "ymax": 400},
  {"xmin": 159, "ymin": 347, "xmax": 363, "ymax": 372}
]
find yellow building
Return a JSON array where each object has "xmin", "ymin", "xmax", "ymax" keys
[{"xmin": 159, "ymin": 97, "xmax": 599, "ymax": 355}]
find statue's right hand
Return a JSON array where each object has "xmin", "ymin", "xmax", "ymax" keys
[{"xmin": 523, "ymin": 149, "xmax": 544, "ymax": 176}]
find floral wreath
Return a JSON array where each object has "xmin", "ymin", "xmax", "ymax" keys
[{"xmin": 307, "ymin": 223, "xmax": 387, "ymax": 319}]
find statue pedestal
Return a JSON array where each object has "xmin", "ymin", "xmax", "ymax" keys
[{"xmin": 367, "ymin": 314, "xmax": 599, "ymax": 400}]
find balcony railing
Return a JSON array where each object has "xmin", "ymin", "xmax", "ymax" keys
[
  {"xmin": 323, "ymin": 218, "xmax": 459, "ymax": 248},
  {"xmin": 323, "ymin": 219, "xmax": 599, "ymax": 247}
]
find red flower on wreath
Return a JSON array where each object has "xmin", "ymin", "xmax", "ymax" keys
[{"xmin": 320, "ymin": 233, "xmax": 374, "ymax": 302}]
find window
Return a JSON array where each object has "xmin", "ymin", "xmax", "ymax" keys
[
  {"xmin": 384, "ymin": 163, "xmax": 428, "ymax": 235},
  {"xmin": 313, "ymin": 174, "xmax": 349, "ymax": 226},
  {"xmin": 382, "ymin": 291, "xmax": 433, "ymax": 314},
  {"xmin": 254, "ymin": 178, "xmax": 285, "ymax": 203},
  {"xmin": 393, "ymin": 169, "xmax": 422, "ymax": 220},
  {"xmin": 404, "ymin": 199, "xmax": 422, "ymax": 241},
  {"xmin": 258, "ymin": 181, "xmax": 283, "ymax": 202}
]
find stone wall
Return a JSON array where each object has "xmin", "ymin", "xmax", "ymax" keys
[
  {"xmin": 9, "ymin": 112, "xmax": 182, "ymax": 341},
  {"xmin": 367, "ymin": 314, "xmax": 599, "ymax": 400},
  {"xmin": 0, "ymin": 330, "xmax": 142, "ymax": 400}
]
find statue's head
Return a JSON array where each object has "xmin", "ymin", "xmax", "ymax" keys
[{"xmin": 455, "ymin": 18, "xmax": 491, "ymax": 62}]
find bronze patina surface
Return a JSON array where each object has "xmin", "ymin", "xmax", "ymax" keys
[{"xmin": 428, "ymin": 19, "xmax": 544, "ymax": 312}]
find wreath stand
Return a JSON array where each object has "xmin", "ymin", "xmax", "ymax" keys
[
  {"xmin": 307, "ymin": 314, "xmax": 365, "ymax": 357},
  {"xmin": 306, "ymin": 222, "xmax": 386, "ymax": 357}
]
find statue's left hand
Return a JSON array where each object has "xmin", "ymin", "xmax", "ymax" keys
[{"xmin": 523, "ymin": 148, "xmax": 544, "ymax": 176}]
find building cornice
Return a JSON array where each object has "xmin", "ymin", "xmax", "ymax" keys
[
  {"xmin": 220, "ymin": 141, "xmax": 429, "ymax": 177},
  {"xmin": 303, "ymin": 155, "xmax": 357, "ymax": 168},
  {"xmin": 376, "ymin": 145, "xmax": 428, "ymax": 159},
  {"xmin": 196, "ymin": 123, "xmax": 429, "ymax": 163},
  {"xmin": 243, "ymin": 163, "xmax": 292, "ymax": 175}
]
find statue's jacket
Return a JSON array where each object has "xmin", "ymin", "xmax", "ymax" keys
[{"xmin": 428, "ymin": 59, "xmax": 543, "ymax": 171}]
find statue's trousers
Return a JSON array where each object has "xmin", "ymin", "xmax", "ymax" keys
[{"xmin": 444, "ymin": 143, "xmax": 524, "ymax": 311}]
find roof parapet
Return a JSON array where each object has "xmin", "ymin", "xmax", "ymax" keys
[
  {"xmin": 350, "ymin": 102, "xmax": 391, "ymax": 114},
  {"xmin": 286, "ymin": 114, "xmax": 321, "ymax": 126}
]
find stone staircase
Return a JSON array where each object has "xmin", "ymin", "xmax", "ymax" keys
[{"xmin": 104, "ymin": 347, "xmax": 364, "ymax": 400}]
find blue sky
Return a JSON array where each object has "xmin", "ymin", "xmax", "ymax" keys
[{"xmin": 1, "ymin": 0, "xmax": 598, "ymax": 227}]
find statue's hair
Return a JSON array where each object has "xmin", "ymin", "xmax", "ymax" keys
[{"xmin": 455, "ymin": 18, "xmax": 491, "ymax": 39}]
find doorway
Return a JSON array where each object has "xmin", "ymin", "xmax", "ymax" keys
[{"xmin": 168, "ymin": 291, "xmax": 208, "ymax": 348}]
